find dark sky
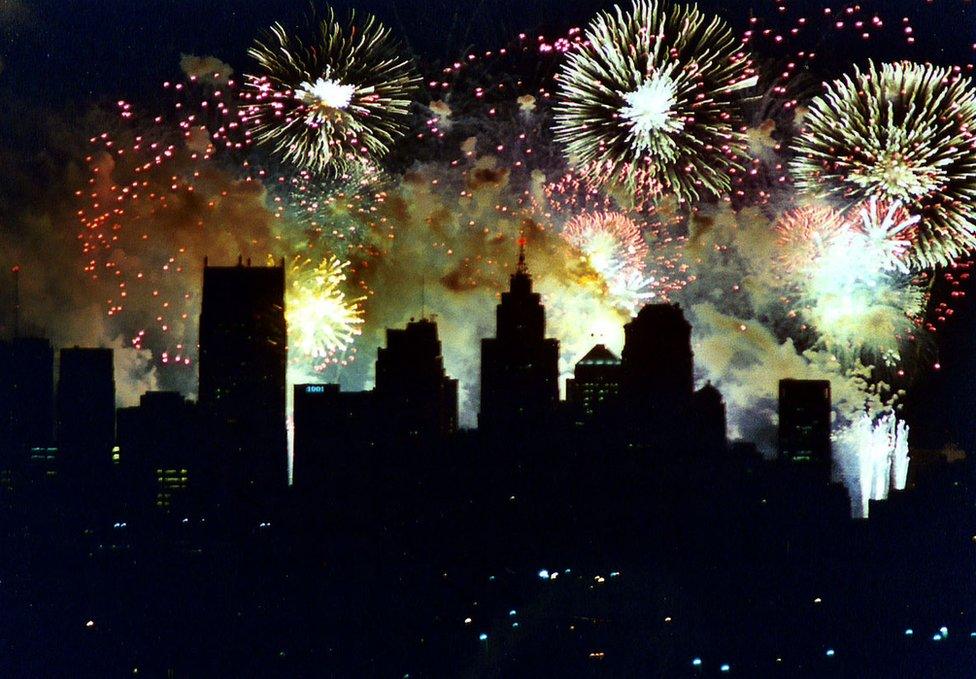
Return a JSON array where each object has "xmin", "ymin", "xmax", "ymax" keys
[
  {"xmin": 4, "ymin": 0, "xmax": 974, "ymax": 105},
  {"xmin": 1, "ymin": 0, "xmax": 976, "ymax": 447}
]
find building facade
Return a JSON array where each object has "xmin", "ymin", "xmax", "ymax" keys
[
  {"xmin": 479, "ymin": 242, "xmax": 559, "ymax": 431},
  {"xmin": 199, "ymin": 257, "xmax": 287, "ymax": 495}
]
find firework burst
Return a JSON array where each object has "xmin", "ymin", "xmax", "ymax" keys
[
  {"xmin": 244, "ymin": 7, "xmax": 421, "ymax": 175},
  {"xmin": 553, "ymin": 0, "xmax": 755, "ymax": 203},
  {"xmin": 791, "ymin": 61, "xmax": 976, "ymax": 268},
  {"xmin": 562, "ymin": 211, "xmax": 649, "ymax": 274},
  {"xmin": 775, "ymin": 204, "xmax": 925, "ymax": 363},
  {"xmin": 286, "ymin": 255, "xmax": 365, "ymax": 370}
]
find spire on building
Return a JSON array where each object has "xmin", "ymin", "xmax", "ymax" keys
[
  {"xmin": 479, "ymin": 239, "xmax": 559, "ymax": 432},
  {"xmin": 516, "ymin": 234, "xmax": 528, "ymax": 276}
]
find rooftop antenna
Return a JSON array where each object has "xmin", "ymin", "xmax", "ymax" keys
[
  {"xmin": 11, "ymin": 265, "xmax": 20, "ymax": 338},
  {"xmin": 516, "ymin": 233, "xmax": 528, "ymax": 275},
  {"xmin": 421, "ymin": 275, "xmax": 427, "ymax": 320}
]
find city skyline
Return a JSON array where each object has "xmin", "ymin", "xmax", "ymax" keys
[{"xmin": 2, "ymin": 0, "xmax": 976, "ymax": 675}]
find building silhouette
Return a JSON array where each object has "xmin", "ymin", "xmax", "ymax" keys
[
  {"xmin": 117, "ymin": 391, "xmax": 200, "ymax": 513},
  {"xmin": 57, "ymin": 347, "xmax": 115, "ymax": 477},
  {"xmin": 376, "ymin": 317, "xmax": 458, "ymax": 439},
  {"xmin": 621, "ymin": 303, "xmax": 694, "ymax": 409},
  {"xmin": 293, "ymin": 317, "xmax": 458, "ymax": 491},
  {"xmin": 0, "ymin": 337, "xmax": 55, "ymax": 467},
  {"xmin": 692, "ymin": 382, "xmax": 728, "ymax": 453},
  {"xmin": 293, "ymin": 384, "xmax": 374, "ymax": 493},
  {"xmin": 479, "ymin": 241, "xmax": 559, "ymax": 431},
  {"xmin": 778, "ymin": 379, "xmax": 832, "ymax": 476},
  {"xmin": 199, "ymin": 257, "xmax": 287, "ymax": 496},
  {"xmin": 566, "ymin": 344, "xmax": 621, "ymax": 425}
]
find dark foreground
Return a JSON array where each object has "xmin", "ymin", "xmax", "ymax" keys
[{"xmin": 1, "ymin": 441, "xmax": 974, "ymax": 677}]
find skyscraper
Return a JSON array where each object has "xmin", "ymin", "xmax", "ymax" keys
[
  {"xmin": 692, "ymin": 382, "xmax": 728, "ymax": 453},
  {"xmin": 199, "ymin": 257, "xmax": 287, "ymax": 494},
  {"xmin": 620, "ymin": 303, "xmax": 694, "ymax": 412},
  {"xmin": 57, "ymin": 347, "xmax": 115, "ymax": 475},
  {"xmin": 0, "ymin": 337, "xmax": 55, "ymax": 467},
  {"xmin": 615, "ymin": 303, "xmax": 697, "ymax": 446},
  {"xmin": 292, "ymin": 384, "xmax": 376, "ymax": 492},
  {"xmin": 376, "ymin": 317, "xmax": 458, "ymax": 439},
  {"xmin": 479, "ymin": 241, "xmax": 559, "ymax": 431},
  {"xmin": 778, "ymin": 379, "xmax": 832, "ymax": 474},
  {"xmin": 566, "ymin": 344, "xmax": 621, "ymax": 424}
]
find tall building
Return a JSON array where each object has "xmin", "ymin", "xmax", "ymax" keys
[
  {"xmin": 57, "ymin": 347, "xmax": 115, "ymax": 475},
  {"xmin": 376, "ymin": 317, "xmax": 458, "ymax": 439},
  {"xmin": 620, "ymin": 303, "xmax": 694, "ymax": 410},
  {"xmin": 0, "ymin": 337, "xmax": 55, "ymax": 467},
  {"xmin": 199, "ymin": 257, "xmax": 287, "ymax": 494},
  {"xmin": 479, "ymin": 242, "xmax": 559, "ymax": 431},
  {"xmin": 292, "ymin": 384, "xmax": 375, "ymax": 492},
  {"xmin": 692, "ymin": 382, "xmax": 728, "ymax": 452},
  {"xmin": 778, "ymin": 379, "xmax": 832, "ymax": 473},
  {"xmin": 117, "ymin": 391, "xmax": 200, "ymax": 513},
  {"xmin": 566, "ymin": 344, "xmax": 621, "ymax": 424}
]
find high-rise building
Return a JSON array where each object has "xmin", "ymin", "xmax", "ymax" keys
[
  {"xmin": 479, "ymin": 242, "xmax": 559, "ymax": 431},
  {"xmin": 0, "ymin": 337, "xmax": 55, "ymax": 468},
  {"xmin": 692, "ymin": 382, "xmax": 728, "ymax": 452},
  {"xmin": 778, "ymin": 379, "xmax": 832, "ymax": 472},
  {"xmin": 292, "ymin": 384, "xmax": 375, "ymax": 492},
  {"xmin": 117, "ymin": 391, "xmax": 200, "ymax": 513},
  {"xmin": 376, "ymin": 317, "xmax": 458, "ymax": 439},
  {"xmin": 57, "ymin": 347, "xmax": 115, "ymax": 474},
  {"xmin": 566, "ymin": 344, "xmax": 621, "ymax": 424},
  {"xmin": 199, "ymin": 257, "xmax": 287, "ymax": 494},
  {"xmin": 621, "ymin": 303, "xmax": 694, "ymax": 409}
]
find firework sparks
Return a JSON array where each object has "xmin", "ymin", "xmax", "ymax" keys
[
  {"xmin": 791, "ymin": 61, "xmax": 976, "ymax": 268},
  {"xmin": 835, "ymin": 412, "xmax": 910, "ymax": 518},
  {"xmin": 553, "ymin": 0, "xmax": 756, "ymax": 203},
  {"xmin": 243, "ymin": 8, "xmax": 421, "ymax": 175},
  {"xmin": 286, "ymin": 255, "xmax": 365, "ymax": 369},
  {"xmin": 775, "ymin": 204, "xmax": 925, "ymax": 363},
  {"xmin": 562, "ymin": 211, "xmax": 649, "ymax": 275}
]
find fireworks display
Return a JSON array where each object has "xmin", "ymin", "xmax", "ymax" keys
[
  {"xmin": 775, "ymin": 201, "xmax": 926, "ymax": 363},
  {"xmin": 286, "ymin": 255, "xmax": 365, "ymax": 370},
  {"xmin": 24, "ymin": 0, "xmax": 975, "ymax": 516},
  {"xmin": 553, "ymin": 0, "xmax": 756, "ymax": 203},
  {"xmin": 835, "ymin": 412, "xmax": 910, "ymax": 518},
  {"xmin": 791, "ymin": 61, "xmax": 976, "ymax": 268},
  {"xmin": 243, "ymin": 7, "xmax": 421, "ymax": 175}
]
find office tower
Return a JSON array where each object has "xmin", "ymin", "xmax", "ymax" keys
[
  {"xmin": 479, "ymin": 242, "xmax": 559, "ymax": 431},
  {"xmin": 692, "ymin": 382, "xmax": 728, "ymax": 452},
  {"xmin": 778, "ymin": 379, "xmax": 832, "ymax": 472},
  {"xmin": 199, "ymin": 257, "xmax": 287, "ymax": 493},
  {"xmin": 620, "ymin": 303, "xmax": 694, "ymax": 409},
  {"xmin": 116, "ymin": 391, "xmax": 200, "ymax": 512},
  {"xmin": 376, "ymin": 317, "xmax": 458, "ymax": 439},
  {"xmin": 292, "ymin": 384, "xmax": 375, "ymax": 491},
  {"xmin": 566, "ymin": 344, "xmax": 621, "ymax": 423},
  {"xmin": 0, "ymin": 337, "xmax": 55, "ymax": 467},
  {"xmin": 57, "ymin": 347, "xmax": 115, "ymax": 474}
]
